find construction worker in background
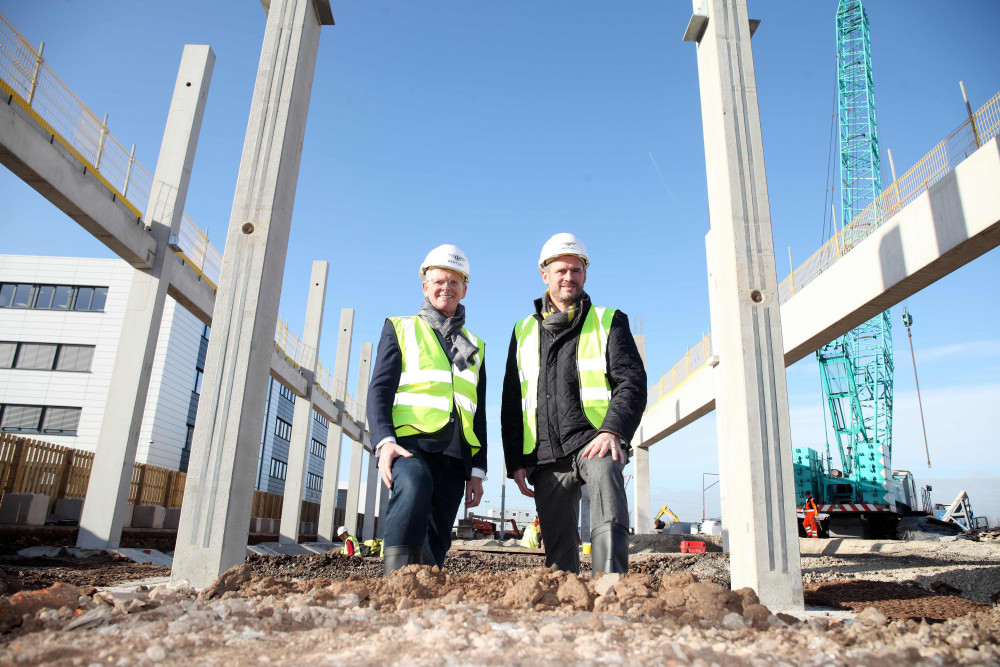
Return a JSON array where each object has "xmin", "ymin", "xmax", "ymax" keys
[
  {"xmin": 368, "ymin": 244, "xmax": 487, "ymax": 575},
  {"xmin": 501, "ymin": 233, "xmax": 646, "ymax": 575},
  {"xmin": 803, "ymin": 494, "xmax": 820, "ymax": 538},
  {"xmin": 520, "ymin": 517, "xmax": 542, "ymax": 548},
  {"xmin": 337, "ymin": 526, "xmax": 360, "ymax": 556}
]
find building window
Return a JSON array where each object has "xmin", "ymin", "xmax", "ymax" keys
[
  {"xmin": 0, "ymin": 342, "xmax": 95, "ymax": 372},
  {"xmin": 277, "ymin": 383, "xmax": 296, "ymax": 403},
  {"xmin": 0, "ymin": 283, "xmax": 108, "ymax": 312},
  {"xmin": 269, "ymin": 458, "xmax": 287, "ymax": 481},
  {"xmin": 193, "ymin": 368, "xmax": 204, "ymax": 394},
  {"xmin": 0, "ymin": 404, "xmax": 81, "ymax": 435},
  {"xmin": 306, "ymin": 472, "xmax": 323, "ymax": 491},
  {"xmin": 310, "ymin": 439, "xmax": 326, "ymax": 460},
  {"xmin": 274, "ymin": 417, "xmax": 292, "ymax": 441},
  {"xmin": 313, "ymin": 411, "xmax": 329, "ymax": 427}
]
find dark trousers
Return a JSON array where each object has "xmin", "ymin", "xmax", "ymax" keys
[
  {"xmin": 531, "ymin": 448, "xmax": 629, "ymax": 573},
  {"xmin": 382, "ymin": 446, "xmax": 466, "ymax": 568}
]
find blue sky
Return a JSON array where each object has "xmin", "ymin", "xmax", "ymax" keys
[{"xmin": 2, "ymin": 1, "xmax": 999, "ymax": 526}]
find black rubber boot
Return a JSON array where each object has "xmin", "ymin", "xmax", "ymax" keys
[
  {"xmin": 383, "ymin": 545, "xmax": 424, "ymax": 576},
  {"xmin": 589, "ymin": 523, "xmax": 629, "ymax": 575}
]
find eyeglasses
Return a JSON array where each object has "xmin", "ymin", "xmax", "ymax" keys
[{"xmin": 428, "ymin": 279, "xmax": 463, "ymax": 289}]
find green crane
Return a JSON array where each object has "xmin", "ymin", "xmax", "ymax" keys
[{"xmin": 814, "ymin": 0, "xmax": 894, "ymax": 506}]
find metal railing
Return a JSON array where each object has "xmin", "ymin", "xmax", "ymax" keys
[
  {"xmin": 645, "ymin": 90, "xmax": 1000, "ymax": 411},
  {"xmin": 0, "ymin": 12, "xmax": 223, "ymax": 290},
  {"xmin": 275, "ymin": 322, "xmax": 359, "ymax": 423},
  {"xmin": 175, "ymin": 214, "xmax": 223, "ymax": 288},
  {"xmin": 647, "ymin": 333, "xmax": 713, "ymax": 409},
  {"xmin": 779, "ymin": 90, "xmax": 1000, "ymax": 303}
]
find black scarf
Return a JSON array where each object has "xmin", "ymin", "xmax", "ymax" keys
[
  {"xmin": 539, "ymin": 292, "xmax": 578, "ymax": 336},
  {"xmin": 418, "ymin": 298, "xmax": 478, "ymax": 371}
]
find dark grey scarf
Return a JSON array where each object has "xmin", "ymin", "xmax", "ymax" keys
[
  {"xmin": 539, "ymin": 292, "xmax": 578, "ymax": 336},
  {"xmin": 418, "ymin": 298, "xmax": 478, "ymax": 371}
]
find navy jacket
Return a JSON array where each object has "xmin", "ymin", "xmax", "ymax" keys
[{"xmin": 367, "ymin": 319, "xmax": 488, "ymax": 479}]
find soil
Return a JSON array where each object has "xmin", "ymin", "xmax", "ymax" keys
[{"xmin": 1, "ymin": 535, "xmax": 998, "ymax": 665}]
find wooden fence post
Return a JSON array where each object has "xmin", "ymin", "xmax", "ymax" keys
[
  {"xmin": 4, "ymin": 438, "xmax": 28, "ymax": 494},
  {"xmin": 49, "ymin": 450, "xmax": 76, "ymax": 514}
]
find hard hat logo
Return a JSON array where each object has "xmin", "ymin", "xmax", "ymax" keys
[
  {"xmin": 539, "ymin": 233, "xmax": 589, "ymax": 271},
  {"xmin": 420, "ymin": 244, "xmax": 471, "ymax": 282}
]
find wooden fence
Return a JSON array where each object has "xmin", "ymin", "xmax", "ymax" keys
[{"xmin": 1, "ymin": 434, "xmax": 349, "ymax": 529}]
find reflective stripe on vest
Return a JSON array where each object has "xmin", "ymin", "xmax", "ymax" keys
[
  {"xmin": 514, "ymin": 305, "xmax": 616, "ymax": 455},
  {"xmin": 389, "ymin": 316, "xmax": 484, "ymax": 455}
]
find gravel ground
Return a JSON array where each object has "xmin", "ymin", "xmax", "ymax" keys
[{"xmin": 1, "ymin": 535, "xmax": 999, "ymax": 665}]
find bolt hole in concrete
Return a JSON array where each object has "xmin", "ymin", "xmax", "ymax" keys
[
  {"xmin": 242, "ymin": 223, "xmax": 254, "ymax": 234},
  {"xmin": 750, "ymin": 289, "xmax": 763, "ymax": 303}
]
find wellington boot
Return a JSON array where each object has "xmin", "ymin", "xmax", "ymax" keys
[
  {"xmin": 589, "ymin": 523, "xmax": 629, "ymax": 575},
  {"xmin": 383, "ymin": 545, "xmax": 424, "ymax": 576}
]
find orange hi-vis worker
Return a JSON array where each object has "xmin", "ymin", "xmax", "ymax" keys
[{"xmin": 803, "ymin": 495, "xmax": 819, "ymax": 538}]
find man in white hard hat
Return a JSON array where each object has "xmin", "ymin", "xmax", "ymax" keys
[
  {"xmin": 367, "ymin": 244, "xmax": 487, "ymax": 575},
  {"xmin": 337, "ymin": 526, "xmax": 360, "ymax": 556},
  {"xmin": 501, "ymin": 233, "xmax": 646, "ymax": 575}
]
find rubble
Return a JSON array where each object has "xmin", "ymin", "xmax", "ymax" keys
[{"xmin": 0, "ymin": 537, "xmax": 998, "ymax": 664}]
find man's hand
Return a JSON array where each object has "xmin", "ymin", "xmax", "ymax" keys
[
  {"xmin": 377, "ymin": 441, "xmax": 412, "ymax": 489},
  {"xmin": 465, "ymin": 477, "xmax": 484, "ymax": 508},
  {"xmin": 513, "ymin": 468, "xmax": 535, "ymax": 498},
  {"xmin": 581, "ymin": 432, "xmax": 624, "ymax": 461}
]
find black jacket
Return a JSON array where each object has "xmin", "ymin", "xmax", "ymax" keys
[
  {"xmin": 500, "ymin": 293, "xmax": 646, "ymax": 473},
  {"xmin": 367, "ymin": 319, "xmax": 488, "ymax": 479}
]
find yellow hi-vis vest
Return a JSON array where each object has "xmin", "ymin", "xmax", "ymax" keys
[
  {"xmin": 514, "ymin": 305, "xmax": 616, "ymax": 455},
  {"xmin": 389, "ymin": 316, "xmax": 484, "ymax": 456}
]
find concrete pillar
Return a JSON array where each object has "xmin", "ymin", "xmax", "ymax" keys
[
  {"xmin": 278, "ymin": 261, "xmax": 328, "ymax": 545},
  {"xmin": 633, "ymin": 446, "xmax": 651, "ymax": 534},
  {"xmin": 317, "ymin": 308, "xmax": 354, "ymax": 542},
  {"xmin": 685, "ymin": 0, "xmax": 803, "ymax": 610},
  {"xmin": 171, "ymin": 0, "xmax": 334, "ymax": 588},
  {"xmin": 77, "ymin": 46, "xmax": 214, "ymax": 549},
  {"xmin": 375, "ymin": 473, "xmax": 389, "ymax": 539},
  {"xmin": 344, "ymin": 342, "xmax": 372, "ymax": 536},
  {"xmin": 361, "ymin": 445, "xmax": 378, "ymax": 541},
  {"xmin": 632, "ymin": 334, "xmax": 650, "ymax": 534}
]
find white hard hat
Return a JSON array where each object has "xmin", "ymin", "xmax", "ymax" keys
[
  {"xmin": 538, "ymin": 233, "xmax": 589, "ymax": 270},
  {"xmin": 337, "ymin": 525, "xmax": 348, "ymax": 536},
  {"xmin": 419, "ymin": 244, "xmax": 471, "ymax": 282}
]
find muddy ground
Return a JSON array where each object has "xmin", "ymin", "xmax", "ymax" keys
[{"xmin": 1, "ymin": 535, "xmax": 998, "ymax": 665}]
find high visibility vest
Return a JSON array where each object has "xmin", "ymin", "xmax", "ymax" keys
[
  {"xmin": 514, "ymin": 305, "xmax": 616, "ymax": 455},
  {"xmin": 389, "ymin": 316, "xmax": 484, "ymax": 456},
  {"xmin": 340, "ymin": 535, "xmax": 359, "ymax": 555}
]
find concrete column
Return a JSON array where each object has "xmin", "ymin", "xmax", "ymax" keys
[
  {"xmin": 278, "ymin": 261, "xmax": 328, "ymax": 545},
  {"xmin": 344, "ymin": 342, "xmax": 372, "ymax": 536},
  {"xmin": 361, "ymin": 444, "xmax": 378, "ymax": 541},
  {"xmin": 685, "ymin": 0, "xmax": 803, "ymax": 610},
  {"xmin": 171, "ymin": 0, "xmax": 334, "ymax": 588},
  {"xmin": 77, "ymin": 46, "xmax": 214, "ymax": 549},
  {"xmin": 375, "ymin": 474, "xmax": 389, "ymax": 539},
  {"xmin": 633, "ymin": 446, "xmax": 651, "ymax": 534},
  {"xmin": 317, "ymin": 308, "xmax": 354, "ymax": 542},
  {"xmin": 632, "ymin": 334, "xmax": 650, "ymax": 534}
]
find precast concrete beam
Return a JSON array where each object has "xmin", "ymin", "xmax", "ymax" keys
[
  {"xmin": 279, "ymin": 261, "xmax": 328, "ymax": 545},
  {"xmin": 270, "ymin": 347, "xmax": 310, "ymax": 397},
  {"xmin": 639, "ymin": 137, "xmax": 1000, "ymax": 448},
  {"xmin": 688, "ymin": 0, "xmax": 803, "ymax": 610},
  {"xmin": 0, "ymin": 85, "xmax": 156, "ymax": 268},
  {"xmin": 344, "ymin": 342, "xmax": 372, "ymax": 537},
  {"xmin": 171, "ymin": 0, "xmax": 332, "ymax": 588},
  {"xmin": 318, "ymin": 309, "xmax": 354, "ymax": 542},
  {"xmin": 77, "ymin": 45, "xmax": 214, "ymax": 549},
  {"xmin": 166, "ymin": 251, "xmax": 217, "ymax": 325},
  {"xmin": 781, "ymin": 135, "xmax": 1000, "ymax": 364}
]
